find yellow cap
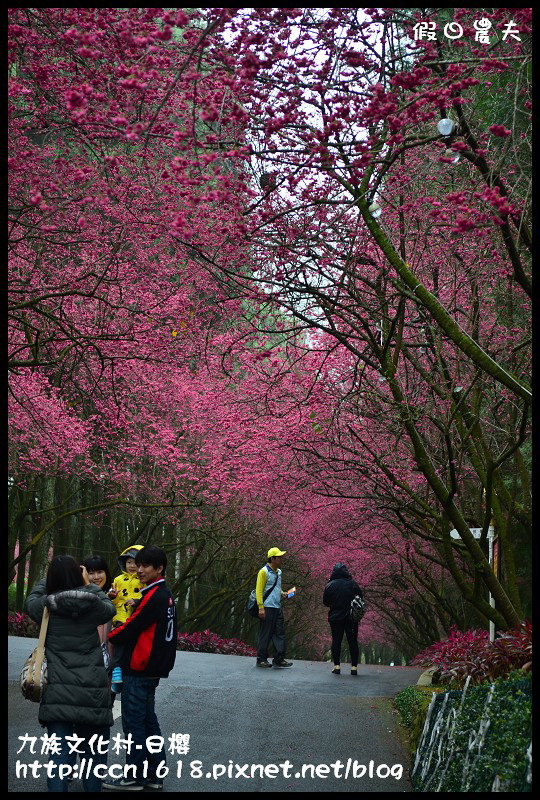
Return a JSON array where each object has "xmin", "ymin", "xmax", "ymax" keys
[{"xmin": 268, "ymin": 547, "xmax": 286, "ymax": 558}]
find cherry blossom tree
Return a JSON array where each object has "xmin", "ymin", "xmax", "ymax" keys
[{"xmin": 8, "ymin": 8, "xmax": 531, "ymax": 649}]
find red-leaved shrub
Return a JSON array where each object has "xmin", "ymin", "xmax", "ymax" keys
[
  {"xmin": 177, "ymin": 629, "xmax": 257, "ymax": 657},
  {"xmin": 8, "ymin": 611, "xmax": 39, "ymax": 637},
  {"xmin": 9, "ymin": 613, "xmax": 257, "ymax": 656},
  {"xmin": 411, "ymin": 622, "xmax": 532, "ymax": 686}
]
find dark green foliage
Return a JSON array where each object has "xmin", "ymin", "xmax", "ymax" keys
[
  {"xmin": 394, "ymin": 685, "xmax": 446, "ymax": 751},
  {"xmin": 411, "ymin": 674, "xmax": 532, "ymax": 792}
]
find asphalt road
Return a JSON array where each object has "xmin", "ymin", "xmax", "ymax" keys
[{"xmin": 9, "ymin": 636, "xmax": 423, "ymax": 792}]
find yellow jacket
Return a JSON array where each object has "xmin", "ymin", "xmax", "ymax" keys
[
  {"xmin": 111, "ymin": 545, "xmax": 144, "ymax": 625},
  {"xmin": 255, "ymin": 564, "xmax": 282, "ymax": 609}
]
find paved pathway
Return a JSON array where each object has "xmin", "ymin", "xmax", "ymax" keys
[{"xmin": 9, "ymin": 636, "xmax": 423, "ymax": 792}]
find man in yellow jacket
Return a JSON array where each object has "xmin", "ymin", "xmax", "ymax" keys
[{"xmin": 255, "ymin": 547, "xmax": 295, "ymax": 668}]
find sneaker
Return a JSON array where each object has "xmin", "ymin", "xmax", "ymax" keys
[
  {"xmin": 256, "ymin": 660, "xmax": 272, "ymax": 668},
  {"xmin": 102, "ymin": 777, "xmax": 144, "ymax": 791},
  {"xmin": 111, "ymin": 666, "xmax": 123, "ymax": 693},
  {"xmin": 144, "ymin": 779, "xmax": 164, "ymax": 790},
  {"xmin": 273, "ymin": 659, "xmax": 293, "ymax": 668},
  {"xmin": 112, "ymin": 666, "xmax": 123, "ymax": 683}
]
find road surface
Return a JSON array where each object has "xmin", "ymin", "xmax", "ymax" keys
[{"xmin": 9, "ymin": 636, "xmax": 423, "ymax": 792}]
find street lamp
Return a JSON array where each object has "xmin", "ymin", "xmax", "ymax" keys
[
  {"xmin": 368, "ymin": 201, "xmax": 382, "ymax": 218},
  {"xmin": 450, "ymin": 525, "xmax": 496, "ymax": 641},
  {"xmin": 437, "ymin": 118, "xmax": 456, "ymax": 137},
  {"xmin": 444, "ymin": 148, "xmax": 461, "ymax": 163}
]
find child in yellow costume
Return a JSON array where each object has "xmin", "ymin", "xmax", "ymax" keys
[{"xmin": 107, "ymin": 544, "xmax": 144, "ymax": 691}]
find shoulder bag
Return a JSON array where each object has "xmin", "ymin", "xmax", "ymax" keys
[
  {"xmin": 247, "ymin": 569, "xmax": 279, "ymax": 619},
  {"xmin": 20, "ymin": 606, "xmax": 49, "ymax": 702}
]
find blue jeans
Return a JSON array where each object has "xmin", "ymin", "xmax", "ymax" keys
[
  {"xmin": 121, "ymin": 675, "xmax": 163, "ymax": 782},
  {"xmin": 45, "ymin": 721, "xmax": 109, "ymax": 792}
]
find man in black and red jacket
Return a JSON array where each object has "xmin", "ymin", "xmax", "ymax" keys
[{"xmin": 104, "ymin": 545, "xmax": 177, "ymax": 792}]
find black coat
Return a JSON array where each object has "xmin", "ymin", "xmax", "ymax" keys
[
  {"xmin": 26, "ymin": 580, "xmax": 115, "ymax": 727},
  {"xmin": 322, "ymin": 564, "xmax": 363, "ymax": 622}
]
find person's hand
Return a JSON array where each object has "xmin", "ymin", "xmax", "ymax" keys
[
  {"xmin": 108, "ymin": 587, "xmax": 118, "ymax": 599},
  {"xmin": 80, "ymin": 565, "xmax": 90, "ymax": 586},
  {"xmin": 258, "ymin": 608, "xmax": 265, "ymax": 619},
  {"xmin": 125, "ymin": 598, "xmax": 136, "ymax": 608}
]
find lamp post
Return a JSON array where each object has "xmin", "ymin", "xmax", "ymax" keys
[
  {"xmin": 450, "ymin": 524, "xmax": 496, "ymax": 641},
  {"xmin": 437, "ymin": 118, "xmax": 460, "ymax": 163}
]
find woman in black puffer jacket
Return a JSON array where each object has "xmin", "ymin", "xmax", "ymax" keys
[
  {"xmin": 322, "ymin": 562, "xmax": 363, "ymax": 676},
  {"xmin": 26, "ymin": 554, "xmax": 115, "ymax": 792}
]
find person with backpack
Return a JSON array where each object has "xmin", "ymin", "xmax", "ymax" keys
[
  {"xmin": 322, "ymin": 562, "xmax": 364, "ymax": 676},
  {"xmin": 255, "ymin": 547, "xmax": 295, "ymax": 669}
]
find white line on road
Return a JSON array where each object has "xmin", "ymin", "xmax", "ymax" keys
[{"xmin": 113, "ymin": 697, "xmax": 122, "ymax": 720}]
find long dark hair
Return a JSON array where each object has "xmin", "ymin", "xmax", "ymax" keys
[
  {"xmin": 82, "ymin": 554, "xmax": 112, "ymax": 592},
  {"xmin": 45, "ymin": 554, "xmax": 85, "ymax": 594}
]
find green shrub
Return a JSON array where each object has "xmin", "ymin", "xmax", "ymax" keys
[
  {"xmin": 394, "ymin": 684, "xmax": 446, "ymax": 752},
  {"xmin": 412, "ymin": 673, "xmax": 532, "ymax": 792},
  {"xmin": 8, "ymin": 583, "xmax": 17, "ymax": 612}
]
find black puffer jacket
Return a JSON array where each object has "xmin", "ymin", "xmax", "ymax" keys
[
  {"xmin": 322, "ymin": 564, "xmax": 363, "ymax": 622},
  {"xmin": 25, "ymin": 579, "xmax": 115, "ymax": 727}
]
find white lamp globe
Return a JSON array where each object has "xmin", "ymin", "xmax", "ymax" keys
[
  {"xmin": 368, "ymin": 201, "xmax": 382, "ymax": 218},
  {"xmin": 437, "ymin": 118, "xmax": 456, "ymax": 137},
  {"xmin": 444, "ymin": 148, "xmax": 460, "ymax": 163}
]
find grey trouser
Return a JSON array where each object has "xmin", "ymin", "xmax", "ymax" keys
[{"xmin": 257, "ymin": 606, "xmax": 286, "ymax": 662}]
